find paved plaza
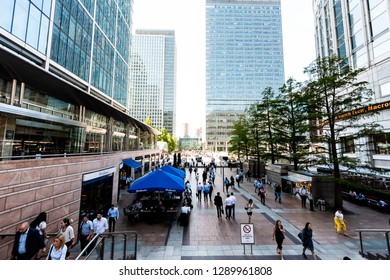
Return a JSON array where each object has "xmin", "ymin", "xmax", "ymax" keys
[{"xmin": 115, "ymin": 166, "xmax": 390, "ymax": 260}]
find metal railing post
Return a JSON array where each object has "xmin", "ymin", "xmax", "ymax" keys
[{"xmin": 359, "ymin": 231, "xmax": 364, "ymax": 257}]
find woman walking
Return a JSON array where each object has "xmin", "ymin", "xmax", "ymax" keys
[
  {"xmin": 302, "ymin": 222, "xmax": 316, "ymax": 260},
  {"xmin": 245, "ymin": 199, "xmax": 254, "ymax": 223},
  {"xmin": 58, "ymin": 217, "xmax": 75, "ymax": 259},
  {"xmin": 46, "ymin": 235, "xmax": 67, "ymax": 260},
  {"xmin": 272, "ymin": 220, "xmax": 286, "ymax": 260}
]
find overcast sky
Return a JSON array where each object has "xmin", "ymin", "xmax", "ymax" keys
[{"xmin": 131, "ymin": 0, "xmax": 316, "ymax": 137}]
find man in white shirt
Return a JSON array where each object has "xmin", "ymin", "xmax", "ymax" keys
[
  {"xmin": 299, "ymin": 186, "xmax": 308, "ymax": 208},
  {"xmin": 93, "ymin": 212, "xmax": 108, "ymax": 235},
  {"xmin": 230, "ymin": 192, "xmax": 237, "ymax": 219},
  {"xmin": 224, "ymin": 194, "xmax": 233, "ymax": 219}
]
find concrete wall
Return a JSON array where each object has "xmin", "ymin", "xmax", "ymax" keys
[{"xmin": 0, "ymin": 149, "xmax": 160, "ymax": 259}]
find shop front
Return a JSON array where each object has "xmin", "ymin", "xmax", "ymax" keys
[
  {"xmin": 80, "ymin": 167, "xmax": 116, "ymax": 220},
  {"xmin": 280, "ymin": 172, "xmax": 312, "ymax": 195}
]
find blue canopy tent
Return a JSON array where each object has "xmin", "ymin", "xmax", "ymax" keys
[
  {"xmin": 123, "ymin": 158, "xmax": 143, "ymax": 169},
  {"xmin": 127, "ymin": 169, "xmax": 185, "ymax": 193},
  {"xmin": 160, "ymin": 165, "xmax": 185, "ymax": 179}
]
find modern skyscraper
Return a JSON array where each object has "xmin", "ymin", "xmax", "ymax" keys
[
  {"xmin": 313, "ymin": 0, "xmax": 390, "ymax": 169},
  {"xmin": 205, "ymin": 0, "xmax": 285, "ymax": 151},
  {"xmin": 130, "ymin": 30, "xmax": 177, "ymax": 136},
  {"xmin": 0, "ymin": 0, "xmax": 158, "ymax": 156}
]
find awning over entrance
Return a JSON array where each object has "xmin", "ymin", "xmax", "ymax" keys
[
  {"xmin": 123, "ymin": 158, "xmax": 143, "ymax": 169},
  {"xmin": 280, "ymin": 175, "xmax": 310, "ymax": 183}
]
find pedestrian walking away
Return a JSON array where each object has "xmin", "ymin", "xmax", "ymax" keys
[
  {"xmin": 274, "ymin": 184, "xmax": 282, "ymax": 203},
  {"xmin": 272, "ymin": 220, "xmax": 286, "ymax": 260},
  {"xmin": 214, "ymin": 192, "xmax": 224, "ymax": 218},
  {"xmin": 259, "ymin": 187, "xmax": 266, "ymax": 205},
  {"xmin": 230, "ymin": 192, "xmax": 237, "ymax": 218},
  {"xmin": 301, "ymin": 222, "xmax": 317, "ymax": 260},
  {"xmin": 225, "ymin": 194, "xmax": 233, "ymax": 220}
]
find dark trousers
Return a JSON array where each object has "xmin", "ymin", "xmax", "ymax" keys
[
  {"xmin": 216, "ymin": 206, "xmax": 222, "ymax": 218},
  {"xmin": 79, "ymin": 234, "xmax": 91, "ymax": 254},
  {"xmin": 300, "ymin": 195, "xmax": 307, "ymax": 208},
  {"xmin": 232, "ymin": 204, "xmax": 235, "ymax": 218},
  {"xmin": 275, "ymin": 192, "xmax": 281, "ymax": 202},
  {"xmin": 108, "ymin": 217, "xmax": 116, "ymax": 232},
  {"xmin": 225, "ymin": 205, "xmax": 232, "ymax": 219}
]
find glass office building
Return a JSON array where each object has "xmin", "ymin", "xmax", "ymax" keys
[
  {"xmin": 313, "ymin": 0, "xmax": 390, "ymax": 169},
  {"xmin": 130, "ymin": 30, "xmax": 176, "ymax": 136},
  {"xmin": 206, "ymin": 0, "xmax": 285, "ymax": 151},
  {"xmin": 0, "ymin": 0, "xmax": 158, "ymax": 158}
]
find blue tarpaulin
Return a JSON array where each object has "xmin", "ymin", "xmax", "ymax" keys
[
  {"xmin": 160, "ymin": 165, "xmax": 185, "ymax": 178},
  {"xmin": 127, "ymin": 169, "xmax": 185, "ymax": 193},
  {"xmin": 123, "ymin": 158, "xmax": 143, "ymax": 169}
]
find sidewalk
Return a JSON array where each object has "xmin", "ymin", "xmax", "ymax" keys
[{"xmin": 112, "ymin": 167, "xmax": 390, "ymax": 260}]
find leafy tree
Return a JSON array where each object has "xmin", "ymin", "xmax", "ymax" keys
[
  {"xmin": 247, "ymin": 87, "xmax": 282, "ymax": 165},
  {"xmin": 157, "ymin": 127, "xmax": 177, "ymax": 153},
  {"xmin": 144, "ymin": 116, "xmax": 153, "ymax": 126},
  {"xmin": 278, "ymin": 78, "xmax": 312, "ymax": 170},
  {"xmin": 304, "ymin": 55, "xmax": 380, "ymax": 209},
  {"xmin": 228, "ymin": 115, "xmax": 251, "ymax": 160}
]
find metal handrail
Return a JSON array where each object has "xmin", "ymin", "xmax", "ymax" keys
[
  {"xmin": 355, "ymin": 228, "xmax": 390, "ymax": 259},
  {"xmin": 75, "ymin": 231, "xmax": 138, "ymax": 260}
]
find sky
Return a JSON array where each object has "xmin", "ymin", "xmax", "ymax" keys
[{"xmin": 131, "ymin": 0, "xmax": 316, "ymax": 137}]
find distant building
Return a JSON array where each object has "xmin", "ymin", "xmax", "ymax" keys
[
  {"xmin": 205, "ymin": 0, "xmax": 285, "ymax": 152},
  {"xmin": 130, "ymin": 30, "xmax": 177, "ymax": 136},
  {"xmin": 179, "ymin": 137, "xmax": 202, "ymax": 150},
  {"xmin": 313, "ymin": 0, "xmax": 390, "ymax": 169}
]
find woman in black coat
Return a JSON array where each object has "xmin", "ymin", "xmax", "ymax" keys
[{"xmin": 302, "ymin": 222, "xmax": 317, "ymax": 260}]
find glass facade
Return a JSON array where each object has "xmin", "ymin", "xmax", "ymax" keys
[
  {"xmin": 0, "ymin": 0, "xmax": 159, "ymax": 159},
  {"xmin": 50, "ymin": 0, "xmax": 132, "ymax": 107},
  {"xmin": 314, "ymin": 0, "xmax": 390, "ymax": 167},
  {"xmin": 0, "ymin": 0, "xmax": 51, "ymax": 54},
  {"xmin": 130, "ymin": 30, "xmax": 176, "ymax": 135},
  {"xmin": 205, "ymin": 0, "xmax": 285, "ymax": 151}
]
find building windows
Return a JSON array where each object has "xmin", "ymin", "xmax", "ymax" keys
[
  {"xmin": 372, "ymin": 133, "xmax": 390, "ymax": 154},
  {"xmin": 341, "ymin": 136, "xmax": 356, "ymax": 154}
]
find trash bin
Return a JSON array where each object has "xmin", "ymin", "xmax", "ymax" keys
[{"xmin": 317, "ymin": 199, "xmax": 326, "ymax": 212}]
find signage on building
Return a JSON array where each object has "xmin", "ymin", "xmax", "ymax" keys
[
  {"xmin": 83, "ymin": 166, "xmax": 116, "ymax": 181},
  {"xmin": 321, "ymin": 100, "xmax": 390, "ymax": 127},
  {"xmin": 5, "ymin": 130, "xmax": 14, "ymax": 140}
]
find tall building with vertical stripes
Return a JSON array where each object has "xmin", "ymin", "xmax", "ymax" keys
[
  {"xmin": 130, "ymin": 30, "xmax": 176, "ymax": 136},
  {"xmin": 205, "ymin": 0, "xmax": 285, "ymax": 151}
]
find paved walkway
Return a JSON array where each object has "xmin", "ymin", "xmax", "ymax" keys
[{"xmin": 114, "ymin": 166, "xmax": 390, "ymax": 260}]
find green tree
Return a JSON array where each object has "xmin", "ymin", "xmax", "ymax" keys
[
  {"xmin": 304, "ymin": 55, "xmax": 380, "ymax": 209},
  {"xmin": 247, "ymin": 87, "xmax": 282, "ymax": 165},
  {"xmin": 157, "ymin": 127, "xmax": 177, "ymax": 153},
  {"xmin": 278, "ymin": 78, "xmax": 312, "ymax": 171},
  {"xmin": 144, "ymin": 116, "xmax": 153, "ymax": 126},
  {"xmin": 228, "ymin": 115, "xmax": 251, "ymax": 160}
]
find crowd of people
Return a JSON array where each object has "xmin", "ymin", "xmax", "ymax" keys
[{"xmin": 10, "ymin": 161, "xmax": 370, "ymax": 261}]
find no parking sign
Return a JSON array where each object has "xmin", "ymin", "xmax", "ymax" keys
[{"xmin": 240, "ymin": 223, "xmax": 254, "ymax": 244}]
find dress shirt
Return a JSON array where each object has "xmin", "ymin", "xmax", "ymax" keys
[{"xmin": 93, "ymin": 217, "xmax": 108, "ymax": 234}]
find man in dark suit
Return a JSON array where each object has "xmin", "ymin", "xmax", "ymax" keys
[{"xmin": 12, "ymin": 222, "xmax": 46, "ymax": 260}]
